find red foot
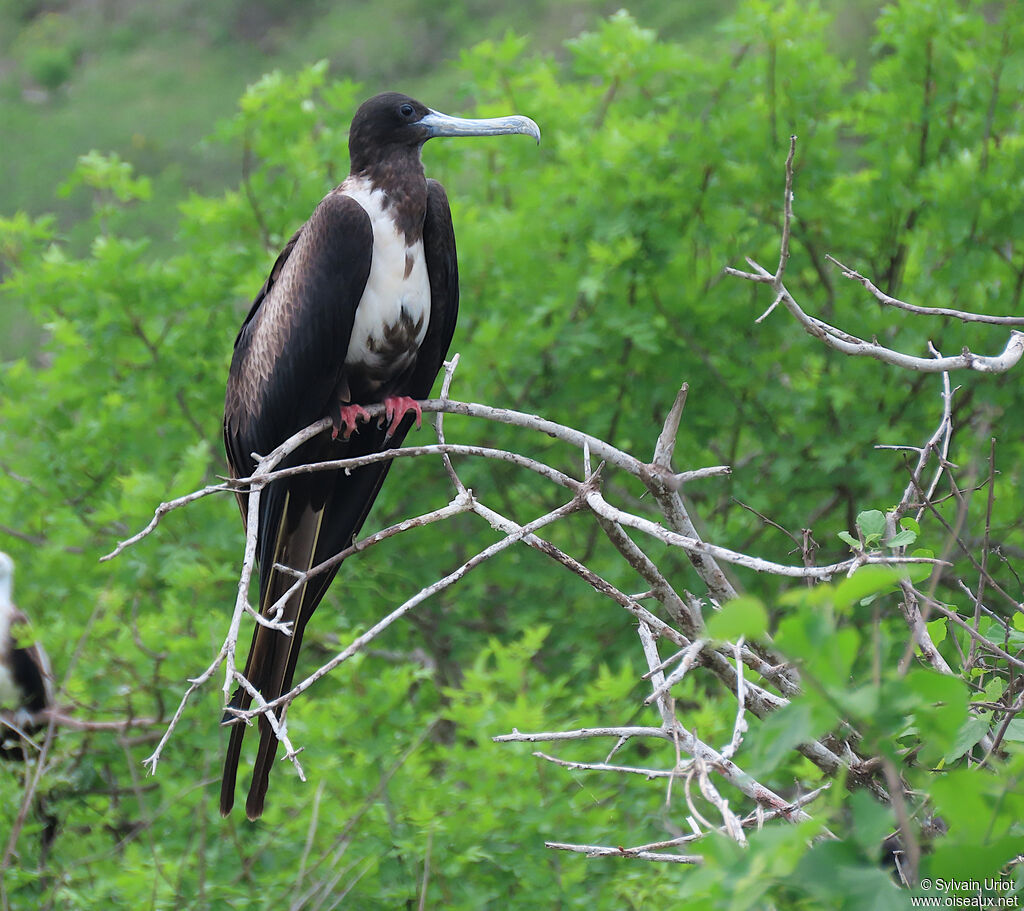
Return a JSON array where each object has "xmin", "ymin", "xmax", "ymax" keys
[
  {"xmin": 383, "ymin": 396, "xmax": 423, "ymax": 439},
  {"xmin": 332, "ymin": 403, "xmax": 371, "ymax": 440}
]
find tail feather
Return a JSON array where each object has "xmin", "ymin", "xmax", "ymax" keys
[
  {"xmin": 220, "ymin": 420, "xmax": 410, "ymax": 818},
  {"xmin": 219, "ymin": 705, "xmax": 248, "ymax": 815},
  {"xmin": 245, "ymin": 714, "xmax": 278, "ymax": 819},
  {"xmin": 220, "ymin": 491, "xmax": 325, "ymax": 819},
  {"xmin": 244, "ymin": 561, "xmax": 339, "ymax": 819}
]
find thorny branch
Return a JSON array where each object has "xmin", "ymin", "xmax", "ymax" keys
[
  {"xmin": 97, "ymin": 138, "xmax": 1024, "ymax": 869},
  {"xmin": 725, "ymin": 136, "xmax": 1024, "ymax": 375},
  {"xmin": 718, "ymin": 134, "xmax": 1024, "ymax": 877},
  {"xmin": 109, "ymin": 375, "xmax": 937, "ymax": 786},
  {"xmin": 545, "ymin": 782, "xmax": 830, "ymax": 862},
  {"xmin": 102, "ymin": 352, "xmax": 930, "ymax": 841}
]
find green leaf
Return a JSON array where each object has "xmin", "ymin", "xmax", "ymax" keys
[
  {"xmin": 795, "ymin": 840, "xmax": 907, "ymax": 911},
  {"xmin": 856, "ymin": 510, "xmax": 887, "ymax": 545},
  {"xmin": 706, "ymin": 595, "xmax": 769, "ymax": 641},
  {"xmin": 923, "ymin": 837, "xmax": 1024, "ymax": 888},
  {"xmin": 884, "ymin": 529, "xmax": 916, "ymax": 548},
  {"xmin": 834, "ymin": 566, "xmax": 902, "ymax": 609},
  {"xmin": 900, "ymin": 517, "xmax": 921, "ymax": 536},
  {"xmin": 942, "ymin": 714, "xmax": 991, "ymax": 763},
  {"xmin": 748, "ymin": 701, "xmax": 817, "ymax": 778},
  {"xmin": 1001, "ymin": 719, "xmax": 1024, "ymax": 743},
  {"xmin": 907, "ymin": 548, "xmax": 936, "ymax": 584},
  {"xmin": 848, "ymin": 790, "xmax": 894, "ymax": 854},
  {"xmin": 930, "ymin": 770, "xmax": 998, "ymax": 841},
  {"xmin": 926, "ymin": 618, "xmax": 946, "ymax": 645},
  {"xmin": 837, "ymin": 531, "xmax": 860, "ymax": 549}
]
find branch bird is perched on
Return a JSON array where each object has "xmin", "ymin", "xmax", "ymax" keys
[
  {"xmin": 0, "ymin": 552, "xmax": 54, "ymax": 760},
  {"xmin": 221, "ymin": 92, "xmax": 540, "ymax": 819}
]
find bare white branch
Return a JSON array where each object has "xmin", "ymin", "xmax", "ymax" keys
[
  {"xmin": 544, "ymin": 842, "xmax": 703, "ymax": 864},
  {"xmin": 494, "ymin": 726, "xmax": 674, "ymax": 745},
  {"xmin": 144, "ymin": 649, "xmax": 228, "ymax": 774},
  {"xmin": 696, "ymin": 758, "xmax": 747, "ymax": 845},
  {"xmin": 725, "ymin": 137, "xmax": 1024, "ymax": 375},
  {"xmin": 435, "ymin": 354, "xmax": 467, "ymax": 495},
  {"xmin": 827, "ymin": 255, "xmax": 1024, "ymax": 326},
  {"xmin": 720, "ymin": 640, "xmax": 749, "ymax": 761},
  {"xmin": 533, "ymin": 751, "xmax": 692, "ymax": 779},
  {"xmin": 726, "ymin": 258, "xmax": 1024, "ymax": 374},
  {"xmin": 222, "ymin": 474, "xmax": 263, "ymax": 702},
  {"xmin": 544, "ymin": 783, "xmax": 832, "ymax": 864},
  {"xmin": 101, "ymin": 482, "xmax": 234, "ymax": 561},
  {"xmin": 643, "ymin": 638, "xmax": 707, "ymax": 706},
  {"xmin": 885, "ymin": 368, "xmax": 957, "ymax": 523},
  {"xmin": 653, "ymin": 384, "xmax": 688, "ymax": 469},
  {"xmin": 776, "ymin": 135, "xmax": 797, "ymax": 280},
  {"xmin": 638, "ymin": 621, "xmax": 675, "ymax": 728},
  {"xmin": 584, "ymin": 486, "xmax": 944, "ymax": 579},
  {"xmin": 228, "ymin": 674, "xmax": 306, "ymax": 779},
  {"xmin": 232, "ymin": 494, "xmax": 586, "ymax": 722}
]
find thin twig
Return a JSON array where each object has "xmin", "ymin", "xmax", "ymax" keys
[
  {"xmin": 827, "ymin": 254, "xmax": 1024, "ymax": 326},
  {"xmin": 544, "ymin": 843, "xmax": 703, "ymax": 863},
  {"xmin": 725, "ymin": 137, "xmax": 1024, "ymax": 374},
  {"xmin": 233, "ymin": 495, "xmax": 588, "ymax": 722}
]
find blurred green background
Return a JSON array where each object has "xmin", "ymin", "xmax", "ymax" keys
[{"xmin": 2, "ymin": 1, "xmax": 1022, "ymax": 909}]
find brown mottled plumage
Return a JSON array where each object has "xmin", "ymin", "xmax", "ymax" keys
[{"xmin": 221, "ymin": 93, "xmax": 539, "ymax": 819}]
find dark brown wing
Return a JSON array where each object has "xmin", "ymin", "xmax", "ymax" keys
[
  {"xmin": 224, "ymin": 195, "xmax": 373, "ymax": 488},
  {"xmin": 233, "ymin": 227, "xmax": 303, "ymax": 347},
  {"xmin": 409, "ymin": 179, "xmax": 459, "ymax": 395},
  {"xmin": 221, "ymin": 193, "xmax": 374, "ymax": 817}
]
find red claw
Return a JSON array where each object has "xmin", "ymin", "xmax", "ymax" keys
[
  {"xmin": 382, "ymin": 396, "xmax": 423, "ymax": 439},
  {"xmin": 332, "ymin": 403, "xmax": 372, "ymax": 440}
]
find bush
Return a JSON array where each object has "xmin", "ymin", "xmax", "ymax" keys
[{"xmin": 13, "ymin": 12, "xmax": 83, "ymax": 92}]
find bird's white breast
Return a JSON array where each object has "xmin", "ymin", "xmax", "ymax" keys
[
  {"xmin": 0, "ymin": 660, "xmax": 16, "ymax": 709},
  {"xmin": 339, "ymin": 177, "xmax": 430, "ymax": 381},
  {"xmin": 0, "ymin": 602, "xmax": 15, "ymax": 707}
]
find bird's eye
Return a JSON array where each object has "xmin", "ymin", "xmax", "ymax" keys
[{"xmin": 399, "ymin": 103, "xmax": 415, "ymax": 119}]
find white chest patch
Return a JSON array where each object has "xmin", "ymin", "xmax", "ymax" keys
[
  {"xmin": 0, "ymin": 659, "xmax": 16, "ymax": 709},
  {"xmin": 0, "ymin": 614, "xmax": 15, "ymax": 708},
  {"xmin": 0, "ymin": 604, "xmax": 14, "ymax": 708},
  {"xmin": 338, "ymin": 177, "xmax": 430, "ymax": 384}
]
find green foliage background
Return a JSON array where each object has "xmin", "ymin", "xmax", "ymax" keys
[{"xmin": 1, "ymin": 1, "xmax": 1023, "ymax": 908}]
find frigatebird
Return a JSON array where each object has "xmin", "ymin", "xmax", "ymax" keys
[
  {"xmin": 0, "ymin": 552, "xmax": 54, "ymax": 760},
  {"xmin": 221, "ymin": 92, "xmax": 539, "ymax": 818}
]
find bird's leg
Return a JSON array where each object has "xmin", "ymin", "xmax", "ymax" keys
[
  {"xmin": 382, "ymin": 396, "xmax": 423, "ymax": 440},
  {"xmin": 332, "ymin": 402, "xmax": 372, "ymax": 440}
]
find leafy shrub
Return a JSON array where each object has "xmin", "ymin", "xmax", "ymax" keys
[
  {"xmin": 1, "ymin": 1, "xmax": 1022, "ymax": 907},
  {"xmin": 12, "ymin": 12, "xmax": 83, "ymax": 92}
]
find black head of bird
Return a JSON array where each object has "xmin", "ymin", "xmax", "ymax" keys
[
  {"xmin": 347, "ymin": 92, "xmax": 540, "ymax": 176},
  {"xmin": 221, "ymin": 92, "xmax": 539, "ymax": 819}
]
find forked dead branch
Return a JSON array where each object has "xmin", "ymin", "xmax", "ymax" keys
[
  {"xmin": 725, "ymin": 137, "xmax": 1024, "ymax": 375},
  {"xmin": 99, "ymin": 362, "xmax": 924, "ymax": 855},
  {"xmin": 721, "ymin": 135, "xmax": 1023, "ymax": 884},
  {"xmin": 101, "ymin": 138, "xmax": 1023, "ymax": 872}
]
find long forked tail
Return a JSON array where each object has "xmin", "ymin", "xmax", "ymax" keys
[
  {"xmin": 219, "ymin": 415, "xmax": 412, "ymax": 819},
  {"xmin": 220, "ymin": 492, "xmax": 331, "ymax": 820}
]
